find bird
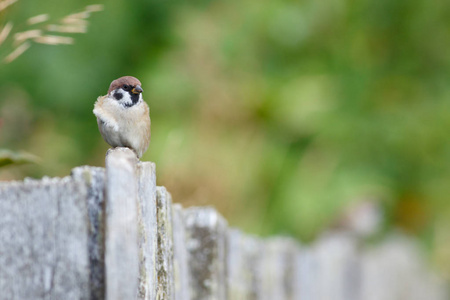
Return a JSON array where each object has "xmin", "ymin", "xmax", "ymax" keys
[{"xmin": 93, "ymin": 76, "xmax": 150, "ymax": 158}]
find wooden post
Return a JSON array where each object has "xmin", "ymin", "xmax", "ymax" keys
[{"xmin": 104, "ymin": 148, "xmax": 140, "ymax": 300}]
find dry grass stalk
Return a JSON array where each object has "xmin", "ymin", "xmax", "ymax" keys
[
  {"xmin": 0, "ymin": 0, "xmax": 17, "ymax": 12},
  {"xmin": 64, "ymin": 11, "xmax": 90, "ymax": 20},
  {"xmin": 1, "ymin": 3, "xmax": 103, "ymax": 63},
  {"xmin": 34, "ymin": 35, "xmax": 74, "ymax": 45},
  {"xmin": 60, "ymin": 17, "xmax": 89, "ymax": 26},
  {"xmin": 4, "ymin": 41, "xmax": 30, "ymax": 63},
  {"xmin": 0, "ymin": 22, "xmax": 13, "ymax": 46},
  {"xmin": 14, "ymin": 29, "xmax": 42, "ymax": 43},
  {"xmin": 61, "ymin": 4, "xmax": 104, "ymax": 24},
  {"xmin": 27, "ymin": 14, "xmax": 50, "ymax": 25},
  {"xmin": 47, "ymin": 24, "xmax": 87, "ymax": 33},
  {"xmin": 85, "ymin": 4, "xmax": 103, "ymax": 12}
]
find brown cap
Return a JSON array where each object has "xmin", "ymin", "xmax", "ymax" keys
[{"xmin": 108, "ymin": 76, "xmax": 142, "ymax": 94}]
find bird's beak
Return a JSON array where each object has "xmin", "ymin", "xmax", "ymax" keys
[{"xmin": 131, "ymin": 85, "xmax": 143, "ymax": 94}]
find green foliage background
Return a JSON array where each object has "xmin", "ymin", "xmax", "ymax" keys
[{"xmin": 1, "ymin": 0, "xmax": 449, "ymax": 276}]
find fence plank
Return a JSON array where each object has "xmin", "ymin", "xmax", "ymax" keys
[
  {"xmin": 136, "ymin": 161, "xmax": 157, "ymax": 300},
  {"xmin": 227, "ymin": 229, "xmax": 263, "ymax": 300},
  {"xmin": 298, "ymin": 248, "xmax": 320, "ymax": 300},
  {"xmin": 184, "ymin": 207, "xmax": 228, "ymax": 300},
  {"xmin": 156, "ymin": 186, "xmax": 175, "ymax": 300},
  {"xmin": 260, "ymin": 237, "xmax": 301, "ymax": 300},
  {"xmin": 0, "ymin": 176, "xmax": 90, "ymax": 300},
  {"xmin": 360, "ymin": 234, "xmax": 448, "ymax": 300},
  {"xmin": 104, "ymin": 148, "xmax": 140, "ymax": 300},
  {"xmin": 314, "ymin": 232, "xmax": 360, "ymax": 300},
  {"xmin": 71, "ymin": 166, "xmax": 106, "ymax": 300},
  {"xmin": 172, "ymin": 204, "xmax": 191, "ymax": 300}
]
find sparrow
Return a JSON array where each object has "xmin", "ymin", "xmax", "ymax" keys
[{"xmin": 93, "ymin": 76, "xmax": 150, "ymax": 158}]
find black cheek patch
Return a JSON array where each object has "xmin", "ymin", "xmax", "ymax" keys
[{"xmin": 113, "ymin": 92, "xmax": 123, "ymax": 100}]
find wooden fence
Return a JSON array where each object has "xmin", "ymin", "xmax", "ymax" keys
[{"xmin": 0, "ymin": 148, "xmax": 447, "ymax": 300}]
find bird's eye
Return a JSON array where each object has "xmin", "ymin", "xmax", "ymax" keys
[{"xmin": 123, "ymin": 84, "xmax": 129, "ymax": 90}]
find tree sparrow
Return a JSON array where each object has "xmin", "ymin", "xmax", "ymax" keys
[{"xmin": 93, "ymin": 76, "xmax": 150, "ymax": 158}]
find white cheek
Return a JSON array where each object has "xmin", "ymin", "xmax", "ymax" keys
[{"xmin": 121, "ymin": 93, "xmax": 133, "ymax": 106}]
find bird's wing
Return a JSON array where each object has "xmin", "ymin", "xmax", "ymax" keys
[{"xmin": 93, "ymin": 97, "xmax": 119, "ymax": 131}]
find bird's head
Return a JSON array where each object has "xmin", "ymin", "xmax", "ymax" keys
[{"xmin": 107, "ymin": 76, "xmax": 144, "ymax": 108}]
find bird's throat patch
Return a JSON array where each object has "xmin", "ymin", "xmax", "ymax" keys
[
  {"xmin": 129, "ymin": 92, "xmax": 139, "ymax": 105},
  {"xmin": 123, "ymin": 92, "xmax": 140, "ymax": 108}
]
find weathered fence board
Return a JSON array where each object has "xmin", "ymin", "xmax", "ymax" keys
[
  {"xmin": 172, "ymin": 204, "xmax": 190, "ymax": 300},
  {"xmin": 136, "ymin": 161, "xmax": 157, "ymax": 300},
  {"xmin": 156, "ymin": 186, "xmax": 175, "ymax": 300},
  {"xmin": 227, "ymin": 229, "xmax": 263, "ymax": 300},
  {"xmin": 260, "ymin": 238, "xmax": 301, "ymax": 300},
  {"xmin": 104, "ymin": 148, "xmax": 140, "ymax": 300},
  {"xmin": 0, "ymin": 176, "xmax": 90, "ymax": 300},
  {"xmin": 0, "ymin": 147, "xmax": 447, "ymax": 300},
  {"xmin": 298, "ymin": 248, "xmax": 320, "ymax": 300},
  {"xmin": 184, "ymin": 207, "xmax": 228, "ymax": 300},
  {"xmin": 71, "ymin": 166, "xmax": 106, "ymax": 300},
  {"xmin": 314, "ymin": 232, "xmax": 360, "ymax": 300}
]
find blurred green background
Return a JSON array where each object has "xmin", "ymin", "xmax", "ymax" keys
[{"xmin": 1, "ymin": 0, "xmax": 449, "ymax": 277}]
